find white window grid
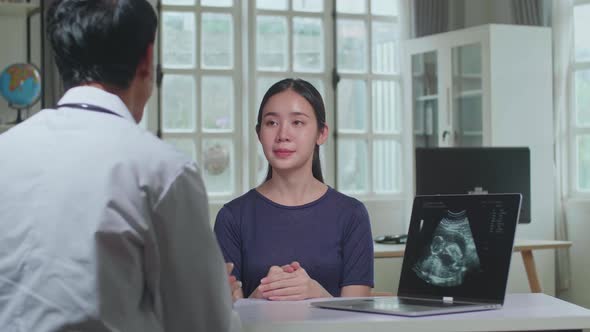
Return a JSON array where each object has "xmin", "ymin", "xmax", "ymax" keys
[
  {"xmin": 335, "ymin": 2, "xmax": 403, "ymax": 200},
  {"xmin": 572, "ymin": 0, "xmax": 590, "ymax": 195},
  {"xmin": 156, "ymin": 0, "xmax": 404, "ymax": 202},
  {"xmin": 159, "ymin": 1, "xmax": 243, "ymax": 200}
]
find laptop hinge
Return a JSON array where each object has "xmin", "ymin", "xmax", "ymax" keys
[{"xmin": 442, "ymin": 296, "xmax": 454, "ymax": 304}]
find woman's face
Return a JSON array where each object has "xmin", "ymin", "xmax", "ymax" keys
[{"xmin": 258, "ymin": 89, "xmax": 328, "ymax": 176}]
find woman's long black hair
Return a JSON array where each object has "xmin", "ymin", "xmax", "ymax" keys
[{"xmin": 256, "ymin": 78, "xmax": 326, "ymax": 183}]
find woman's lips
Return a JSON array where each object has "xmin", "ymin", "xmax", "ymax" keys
[{"xmin": 273, "ymin": 149, "xmax": 294, "ymax": 158}]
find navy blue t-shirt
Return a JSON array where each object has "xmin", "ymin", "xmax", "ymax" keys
[{"xmin": 214, "ymin": 187, "xmax": 374, "ymax": 297}]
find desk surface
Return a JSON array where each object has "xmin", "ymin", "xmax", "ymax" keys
[
  {"xmin": 374, "ymin": 239, "xmax": 572, "ymax": 258},
  {"xmin": 234, "ymin": 293, "xmax": 590, "ymax": 332}
]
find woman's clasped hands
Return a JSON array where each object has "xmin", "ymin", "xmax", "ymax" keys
[{"xmin": 253, "ymin": 261, "xmax": 332, "ymax": 301}]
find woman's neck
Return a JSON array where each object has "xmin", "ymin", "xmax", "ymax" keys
[{"xmin": 257, "ymin": 171, "xmax": 328, "ymax": 206}]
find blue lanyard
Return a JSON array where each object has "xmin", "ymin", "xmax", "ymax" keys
[{"xmin": 55, "ymin": 103, "xmax": 123, "ymax": 118}]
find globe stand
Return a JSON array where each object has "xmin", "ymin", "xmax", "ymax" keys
[{"xmin": 6, "ymin": 105, "xmax": 25, "ymax": 124}]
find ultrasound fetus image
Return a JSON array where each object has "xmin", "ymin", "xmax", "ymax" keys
[{"xmin": 413, "ymin": 210, "xmax": 481, "ymax": 287}]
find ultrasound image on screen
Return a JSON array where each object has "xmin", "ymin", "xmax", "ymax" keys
[
  {"xmin": 397, "ymin": 195, "xmax": 521, "ymax": 303},
  {"xmin": 412, "ymin": 210, "xmax": 481, "ymax": 287}
]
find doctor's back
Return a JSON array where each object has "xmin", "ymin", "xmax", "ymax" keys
[{"xmin": 0, "ymin": 0, "xmax": 233, "ymax": 331}]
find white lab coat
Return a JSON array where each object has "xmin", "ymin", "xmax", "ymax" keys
[{"xmin": 0, "ymin": 86, "xmax": 237, "ymax": 332}]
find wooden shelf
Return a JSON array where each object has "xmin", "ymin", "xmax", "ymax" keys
[{"xmin": 0, "ymin": 2, "xmax": 39, "ymax": 16}]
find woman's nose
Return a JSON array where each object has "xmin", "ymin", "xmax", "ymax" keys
[{"xmin": 276, "ymin": 124, "xmax": 291, "ymax": 142}]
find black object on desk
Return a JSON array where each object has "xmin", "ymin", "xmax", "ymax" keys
[{"xmin": 374, "ymin": 234, "xmax": 407, "ymax": 244}]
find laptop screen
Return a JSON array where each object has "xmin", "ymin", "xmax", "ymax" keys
[{"xmin": 398, "ymin": 194, "xmax": 521, "ymax": 304}]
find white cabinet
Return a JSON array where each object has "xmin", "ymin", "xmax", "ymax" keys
[
  {"xmin": 403, "ymin": 24, "xmax": 553, "ymax": 149},
  {"xmin": 402, "ymin": 24, "xmax": 556, "ymax": 294}
]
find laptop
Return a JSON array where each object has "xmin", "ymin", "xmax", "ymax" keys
[{"xmin": 311, "ymin": 193, "xmax": 522, "ymax": 317}]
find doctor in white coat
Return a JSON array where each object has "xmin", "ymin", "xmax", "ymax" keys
[{"xmin": 0, "ymin": 0, "xmax": 239, "ymax": 331}]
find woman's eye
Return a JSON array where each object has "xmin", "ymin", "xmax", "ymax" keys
[
  {"xmin": 293, "ymin": 120, "xmax": 304, "ymax": 126},
  {"xmin": 265, "ymin": 120, "xmax": 278, "ymax": 126}
]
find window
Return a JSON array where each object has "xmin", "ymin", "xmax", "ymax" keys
[
  {"xmin": 335, "ymin": 0, "xmax": 402, "ymax": 197},
  {"xmin": 158, "ymin": 0, "xmax": 403, "ymax": 203},
  {"xmin": 573, "ymin": 0, "xmax": 590, "ymax": 192},
  {"xmin": 160, "ymin": 0, "xmax": 241, "ymax": 197}
]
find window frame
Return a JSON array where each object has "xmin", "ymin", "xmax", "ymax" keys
[
  {"xmin": 571, "ymin": 0, "xmax": 590, "ymax": 197},
  {"xmin": 155, "ymin": 0, "xmax": 406, "ymax": 206}
]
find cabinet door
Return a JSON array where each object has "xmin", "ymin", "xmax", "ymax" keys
[
  {"xmin": 451, "ymin": 43, "xmax": 483, "ymax": 147},
  {"xmin": 412, "ymin": 51, "xmax": 440, "ymax": 148}
]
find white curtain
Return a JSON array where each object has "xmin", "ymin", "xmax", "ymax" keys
[{"xmin": 551, "ymin": 0, "xmax": 573, "ymax": 295}]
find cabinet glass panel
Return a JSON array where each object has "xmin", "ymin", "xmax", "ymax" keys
[
  {"xmin": 452, "ymin": 43, "xmax": 482, "ymax": 147},
  {"xmin": 412, "ymin": 51, "xmax": 438, "ymax": 147}
]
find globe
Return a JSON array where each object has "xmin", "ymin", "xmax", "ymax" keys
[{"xmin": 0, "ymin": 63, "xmax": 42, "ymax": 109}]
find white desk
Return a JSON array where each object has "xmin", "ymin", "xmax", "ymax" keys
[
  {"xmin": 234, "ymin": 293, "xmax": 590, "ymax": 332},
  {"xmin": 374, "ymin": 239, "xmax": 572, "ymax": 293}
]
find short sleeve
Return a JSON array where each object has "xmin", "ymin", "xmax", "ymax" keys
[
  {"xmin": 340, "ymin": 203, "xmax": 374, "ymax": 288},
  {"xmin": 214, "ymin": 206, "xmax": 243, "ymax": 281}
]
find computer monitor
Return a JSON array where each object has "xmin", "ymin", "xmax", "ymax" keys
[{"xmin": 415, "ymin": 147, "xmax": 531, "ymax": 223}]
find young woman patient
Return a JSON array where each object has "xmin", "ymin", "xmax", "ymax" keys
[{"xmin": 214, "ymin": 78, "xmax": 374, "ymax": 301}]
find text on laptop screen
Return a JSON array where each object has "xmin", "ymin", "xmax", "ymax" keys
[{"xmin": 398, "ymin": 194, "xmax": 520, "ymax": 304}]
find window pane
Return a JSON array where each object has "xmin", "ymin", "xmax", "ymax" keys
[
  {"xmin": 163, "ymin": 0, "xmax": 195, "ymax": 4},
  {"xmin": 577, "ymin": 135, "xmax": 590, "ymax": 191},
  {"xmin": 202, "ymin": 139, "xmax": 234, "ymax": 195},
  {"xmin": 305, "ymin": 78, "xmax": 325, "ymax": 98},
  {"xmin": 372, "ymin": 21, "xmax": 397, "ymax": 74},
  {"xmin": 372, "ymin": 80, "xmax": 399, "ymax": 134},
  {"xmin": 293, "ymin": 0, "xmax": 323, "ymax": 12},
  {"xmin": 337, "ymin": 19, "xmax": 367, "ymax": 73},
  {"xmin": 373, "ymin": 140, "xmax": 400, "ymax": 193},
  {"xmin": 293, "ymin": 17, "xmax": 323, "ymax": 73},
  {"xmin": 574, "ymin": 4, "xmax": 590, "ymax": 62},
  {"xmin": 257, "ymin": 16, "xmax": 288, "ymax": 71},
  {"xmin": 371, "ymin": 0, "xmax": 398, "ymax": 16},
  {"xmin": 338, "ymin": 79, "xmax": 366, "ymax": 132},
  {"xmin": 162, "ymin": 74, "xmax": 196, "ymax": 132},
  {"xmin": 256, "ymin": 77, "xmax": 279, "ymax": 120},
  {"xmin": 202, "ymin": 76, "xmax": 234, "ymax": 131},
  {"xmin": 162, "ymin": 12, "xmax": 196, "ymax": 69},
  {"xmin": 202, "ymin": 13, "xmax": 233, "ymax": 69},
  {"xmin": 338, "ymin": 139, "xmax": 368, "ymax": 193},
  {"xmin": 336, "ymin": 0, "xmax": 366, "ymax": 14},
  {"xmin": 257, "ymin": 0, "xmax": 287, "ymax": 10},
  {"xmin": 165, "ymin": 138, "xmax": 196, "ymax": 161},
  {"xmin": 202, "ymin": 0, "xmax": 232, "ymax": 7},
  {"xmin": 575, "ymin": 70, "xmax": 590, "ymax": 126}
]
